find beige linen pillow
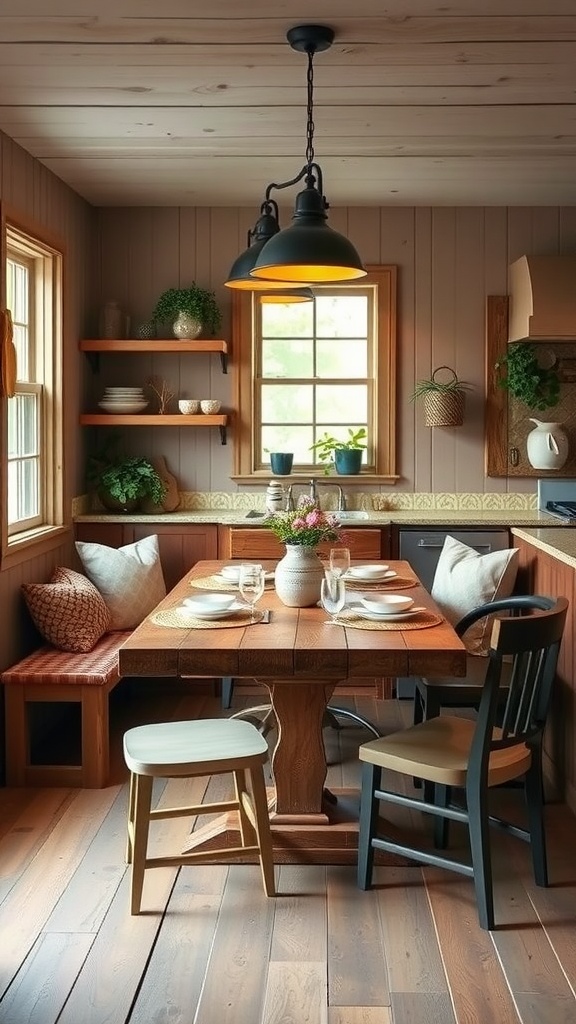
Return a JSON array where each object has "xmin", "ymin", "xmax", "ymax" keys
[
  {"xmin": 22, "ymin": 566, "xmax": 111, "ymax": 652},
  {"xmin": 75, "ymin": 534, "xmax": 166, "ymax": 630},
  {"xmin": 430, "ymin": 535, "xmax": 519, "ymax": 655}
]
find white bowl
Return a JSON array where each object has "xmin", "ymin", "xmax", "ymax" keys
[
  {"xmin": 183, "ymin": 593, "xmax": 236, "ymax": 613},
  {"xmin": 360, "ymin": 594, "xmax": 414, "ymax": 615},
  {"xmin": 349, "ymin": 564, "xmax": 390, "ymax": 580},
  {"xmin": 178, "ymin": 399, "xmax": 200, "ymax": 415},
  {"xmin": 200, "ymin": 399, "xmax": 221, "ymax": 414},
  {"xmin": 221, "ymin": 564, "xmax": 246, "ymax": 582}
]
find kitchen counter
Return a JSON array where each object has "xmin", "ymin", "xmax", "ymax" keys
[
  {"xmin": 511, "ymin": 527, "xmax": 576, "ymax": 570},
  {"xmin": 74, "ymin": 508, "xmax": 562, "ymax": 528}
]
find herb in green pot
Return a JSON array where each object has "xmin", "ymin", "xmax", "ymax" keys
[
  {"xmin": 495, "ymin": 342, "xmax": 560, "ymax": 411},
  {"xmin": 309, "ymin": 428, "xmax": 367, "ymax": 475}
]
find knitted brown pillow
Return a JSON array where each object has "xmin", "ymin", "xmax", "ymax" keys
[{"xmin": 22, "ymin": 567, "xmax": 111, "ymax": 652}]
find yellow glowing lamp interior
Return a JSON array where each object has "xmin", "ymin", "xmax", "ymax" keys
[{"xmin": 251, "ymin": 264, "xmax": 367, "ymax": 282}]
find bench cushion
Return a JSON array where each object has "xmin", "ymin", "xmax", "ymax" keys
[{"xmin": 1, "ymin": 631, "xmax": 131, "ymax": 687}]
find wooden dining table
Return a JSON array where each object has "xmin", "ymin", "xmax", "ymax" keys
[{"xmin": 119, "ymin": 558, "xmax": 467, "ymax": 864}]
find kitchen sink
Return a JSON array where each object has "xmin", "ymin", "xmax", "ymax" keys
[{"xmin": 334, "ymin": 510, "xmax": 369, "ymax": 521}]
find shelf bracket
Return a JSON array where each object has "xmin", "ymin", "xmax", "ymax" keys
[
  {"xmin": 219, "ymin": 425, "xmax": 227, "ymax": 445},
  {"xmin": 220, "ymin": 350, "xmax": 228, "ymax": 374}
]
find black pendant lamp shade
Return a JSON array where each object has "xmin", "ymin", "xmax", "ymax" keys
[{"xmin": 226, "ymin": 24, "xmax": 366, "ymax": 290}]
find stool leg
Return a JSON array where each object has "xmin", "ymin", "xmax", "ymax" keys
[
  {"xmin": 126, "ymin": 771, "xmax": 137, "ymax": 864},
  {"xmin": 130, "ymin": 773, "xmax": 154, "ymax": 915},
  {"xmin": 234, "ymin": 768, "xmax": 256, "ymax": 847},
  {"xmin": 248, "ymin": 765, "xmax": 275, "ymax": 897}
]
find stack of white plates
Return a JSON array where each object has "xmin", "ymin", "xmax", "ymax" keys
[{"xmin": 98, "ymin": 387, "xmax": 148, "ymax": 414}]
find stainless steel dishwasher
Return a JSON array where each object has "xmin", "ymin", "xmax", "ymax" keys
[{"xmin": 396, "ymin": 527, "xmax": 511, "ymax": 697}]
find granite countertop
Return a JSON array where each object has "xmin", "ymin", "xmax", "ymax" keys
[
  {"xmin": 511, "ymin": 527, "xmax": 576, "ymax": 570},
  {"xmin": 74, "ymin": 508, "xmax": 564, "ymax": 528}
]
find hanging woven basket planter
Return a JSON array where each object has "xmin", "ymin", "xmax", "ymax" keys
[{"xmin": 411, "ymin": 366, "xmax": 473, "ymax": 428}]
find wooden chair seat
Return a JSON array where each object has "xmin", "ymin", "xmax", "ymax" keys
[{"xmin": 123, "ymin": 717, "xmax": 276, "ymax": 914}]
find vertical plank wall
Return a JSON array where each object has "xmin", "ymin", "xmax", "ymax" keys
[
  {"xmin": 0, "ymin": 131, "xmax": 95, "ymax": 677},
  {"xmin": 94, "ymin": 204, "xmax": 576, "ymax": 497}
]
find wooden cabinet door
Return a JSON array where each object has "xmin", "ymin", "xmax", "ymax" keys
[{"xmin": 219, "ymin": 526, "xmax": 384, "ymax": 561}]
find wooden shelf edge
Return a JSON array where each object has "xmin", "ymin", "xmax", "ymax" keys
[
  {"xmin": 80, "ymin": 414, "xmax": 228, "ymax": 426},
  {"xmin": 79, "ymin": 339, "xmax": 227, "ymax": 353}
]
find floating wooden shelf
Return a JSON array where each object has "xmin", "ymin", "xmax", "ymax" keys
[
  {"xmin": 80, "ymin": 413, "xmax": 228, "ymax": 444},
  {"xmin": 79, "ymin": 338, "xmax": 228, "ymax": 372}
]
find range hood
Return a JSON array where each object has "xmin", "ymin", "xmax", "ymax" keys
[{"xmin": 508, "ymin": 254, "xmax": 576, "ymax": 343}]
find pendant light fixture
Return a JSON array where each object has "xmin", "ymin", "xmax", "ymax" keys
[
  {"xmin": 249, "ymin": 25, "xmax": 366, "ymax": 285},
  {"xmin": 260, "ymin": 288, "xmax": 314, "ymax": 304}
]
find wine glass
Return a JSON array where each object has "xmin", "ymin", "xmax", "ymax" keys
[
  {"xmin": 329, "ymin": 546, "xmax": 351, "ymax": 579},
  {"xmin": 238, "ymin": 563, "xmax": 266, "ymax": 622},
  {"xmin": 321, "ymin": 571, "xmax": 346, "ymax": 625}
]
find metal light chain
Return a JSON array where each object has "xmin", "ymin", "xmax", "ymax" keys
[{"xmin": 305, "ymin": 46, "xmax": 316, "ymax": 176}]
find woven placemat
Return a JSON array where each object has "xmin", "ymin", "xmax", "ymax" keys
[
  {"xmin": 332, "ymin": 608, "xmax": 443, "ymax": 631},
  {"xmin": 344, "ymin": 574, "xmax": 418, "ymax": 591},
  {"xmin": 150, "ymin": 606, "xmax": 264, "ymax": 629},
  {"xmin": 190, "ymin": 574, "xmax": 275, "ymax": 592}
]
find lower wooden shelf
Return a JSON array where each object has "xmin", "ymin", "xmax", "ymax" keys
[{"xmin": 80, "ymin": 413, "xmax": 228, "ymax": 443}]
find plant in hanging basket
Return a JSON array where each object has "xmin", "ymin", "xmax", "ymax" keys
[
  {"xmin": 411, "ymin": 366, "xmax": 473, "ymax": 427},
  {"xmin": 494, "ymin": 342, "xmax": 560, "ymax": 411}
]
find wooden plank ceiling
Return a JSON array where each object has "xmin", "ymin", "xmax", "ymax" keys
[{"xmin": 0, "ymin": 0, "xmax": 576, "ymax": 207}]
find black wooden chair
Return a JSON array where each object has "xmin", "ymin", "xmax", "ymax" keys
[{"xmin": 356, "ymin": 595, "xmax": 568, "ymax": 930}]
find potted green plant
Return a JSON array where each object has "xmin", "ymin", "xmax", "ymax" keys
[
  {"xmin": 151, "ymin": 284, "xmax": 222, "ymax": 339},
  {"xmin": 495, "ymin": 342, "xmax": 560, "ymax": 411},
  {"xmin": 88, "ymin": 455, "xmax": 167, "ymax": 513},
  {"xmin": 411, "ymin": 366, "xmax": 473, "ymax": 427},
  {"xmin": 309, "ymin": 427, "xmax": 367, "ymax": 475}
]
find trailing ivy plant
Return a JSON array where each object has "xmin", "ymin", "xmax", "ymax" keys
[{"xmin": 495, "ymin": 342, "xmax": 560, "ymax": 411}]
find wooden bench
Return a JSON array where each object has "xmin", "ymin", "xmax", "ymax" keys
[{"xmin": 2, "ymin": 631, "xmax": 132, "ymax": 788}]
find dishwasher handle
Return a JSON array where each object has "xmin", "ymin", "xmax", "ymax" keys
[{"xmin": 416, "ymin": 539, "xmax": 493, "ymax": 551}]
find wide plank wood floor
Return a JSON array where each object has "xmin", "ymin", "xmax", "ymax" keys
[{"xmin": 1, "ymin": 680, "xmax": 576, "ymax": 1024}]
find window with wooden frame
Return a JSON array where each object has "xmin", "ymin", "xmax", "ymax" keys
[
  {"xmin": 232, "ymin": 265, "xmax": 397, "ymax": 482},
  {"xmin": 2, "ymin": 217, "xmax": 64, "ymax": 561}
]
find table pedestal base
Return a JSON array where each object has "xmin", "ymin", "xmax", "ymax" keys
[{"xmin": 182, "ymin": 788, "xmax": 406, "ymax": 865}]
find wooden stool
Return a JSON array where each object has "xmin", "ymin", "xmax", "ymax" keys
[{"xmin": 123, "ymin": 717, "xmax": 275, "ymax": 914}]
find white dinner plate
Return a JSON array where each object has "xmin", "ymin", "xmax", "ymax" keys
[
  {"xmin": 217, "ymin": 570, "xmax": 275, "ymax": 583},
  {"xmin": 348, "ymin": 603, "xmax": 426, "ymax": 622},
  {"xmin": 177, "ymin": 600, "xmax": 245, "ymax": 621},
  {"xmin": 345, "ymin": 568, "xmax": 396, "ymax": 582}
]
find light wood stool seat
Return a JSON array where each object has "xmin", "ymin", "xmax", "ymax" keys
[{"xmin": 123, "ymin": 717, "xmax": 275, "ymax": 914}]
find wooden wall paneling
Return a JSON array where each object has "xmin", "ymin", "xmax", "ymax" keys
[
  {"xmin": 453, "ymin": 207, "xmax": 487, "ymax": 494},
  {"xmin": 126, "ymin": 209, "xmax": 155, "ymax": 336},
  {"xmin": 131, "ymin": 523, "xmax": 218, "ymax": 591},
  {"xmin": 559, "ymin": 208, "xmax": 576, "ymax": 251},
  {"xmin": 484, "ymin": 295, "xmax": 509, "ymax": 478},
  {"xmin": 507, "ymin": 207, "xmax": 539, "ymax": 268},
  {"xmin": 413, "ymin": 208, "xmax": 433, "ymax": 493},
  {"xmin": 430, "ymin": 208, "xmax": 459, "ymax": 493},
  {"xmin": 205, "ymin": 206, "xmax": 237, "ymax": 493},
  {"xmin": 379, "ymin": 208, "xmax": 416, "ymax": 494}
]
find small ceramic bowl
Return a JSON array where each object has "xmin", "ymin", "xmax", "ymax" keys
[
  {"xmin": 178, "ymin": 399, "xmax": 200, "ymax": 415},
  {"xmin": 360, "ymin": 594, "xmax": 414, "ymax": 615},
  {"xmin": 183, "ymin": 593, "xmax": 236, "ymax": 613},
  {"xmin": 348, "ymin": 564, "xmax": 390, "ymax": 580},
  {"xmin": 200, "ymin": 399, "xmax": 221, "ymax": 414}
]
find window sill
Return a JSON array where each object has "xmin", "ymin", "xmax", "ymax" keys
[
  {"xmin": 230, "ymin": 474, "xmax": 401, "ymax": 485},
  {"xmin": 2, "ymin": 524, "xmax": 71, "ymax": 570}
]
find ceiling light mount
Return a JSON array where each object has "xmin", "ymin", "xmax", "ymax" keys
[{"xmin": 286, "ymin": 24, "xmax": 335, "ymax": 55}]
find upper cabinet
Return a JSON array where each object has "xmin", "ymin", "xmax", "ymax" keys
[
  {"xmin": 79, "ymin": 338, "xmax": 229, "ymax": 443},
  {"xmin": 508, "ymin": 256, "xmax": 576, "ymax": 343}
]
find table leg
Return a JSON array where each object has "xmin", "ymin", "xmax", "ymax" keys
[{"xmin": 264, "ymin": 679, "xmax": 337, "ymax": 823}]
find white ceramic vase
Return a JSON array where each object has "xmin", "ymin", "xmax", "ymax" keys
[
  {"xmin": 526, "ymin": 418, "xmax": 569, "ymax": 471},
  {"xmin": 172, "ymin": 312, "xmax": 202, "ymax": 339},
  {"xmin": 274, "ymin": 544, "xmax": 324, "ymax": 607}
]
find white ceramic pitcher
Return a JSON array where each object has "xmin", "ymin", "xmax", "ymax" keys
[{"xmin": 526, "ymin": 419, "xmax": 569, "ymax": 470}]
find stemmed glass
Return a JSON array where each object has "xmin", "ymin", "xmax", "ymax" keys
[
  {"xmin": 238, "ymin": 563, "xmax": 266, "ymax": 623},
  {"xmin": 321, "ymin": 570, "xmax": 346, "ymax": 625},
  {"xmin": 329, "ymin": 546, "xmax": 351, "ymax": 579}
]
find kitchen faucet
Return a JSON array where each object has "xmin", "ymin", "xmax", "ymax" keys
[{"xmin": 285, "ymin": 479, "xmax": 346, "ymax": 513}]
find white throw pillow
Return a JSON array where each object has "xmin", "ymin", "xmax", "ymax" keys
[
  {"xmin": 430, "ymin": 535, "xmax": 519, "ymax": 655},
  {"xmin": 75, "ymin": 534, "xmax": 166, "ymax": 630}
]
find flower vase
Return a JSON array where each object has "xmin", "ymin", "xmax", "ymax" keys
[
  {"xmin": 274, "ymin": 544, "xmax": 325, "ymax": 607},
  {"xmin": 526, "ymin": 418, "xmax": 569, "ymax": 471}
]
